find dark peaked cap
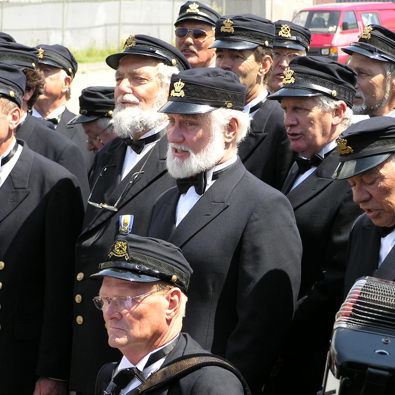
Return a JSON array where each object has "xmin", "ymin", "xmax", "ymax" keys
[
  {"xmin": 0, "ymin": 32, "xmax": 16, "ymax": 43},
  {"xmin": 333, "ymin": 117, "xmax": 395, "ymax": 180},
  {"xmin": 211, "ymin": 14, "xmax": 274, "ymax": 50},
  {"xmin": 0, "ymin": 42, "xmax": 39, "ymax": 70},
  {"xmin": 69, "ymin": 86, "xmax": 114, "ymax": 125},
  {"xmin": 0, "ymin": 62, "xmax": 26, "ymax": 107},
  {"xmin": 36, "ymin": 44, "xmax": 78, "ymax": 77},
  {"xmin": 342, "ymin": 24, "xmax": 395, "ymax": 63},
  {"xmin": 175, "ymin": 1, "xmax": 220, "ymax": 26},
  {"xmin": 159, "ymin": 67, "xmax": 246, "ymax": 114},
  {"xmin": 268, "ymin": 55, "xmax": 357, "ymax": 108},
  {"xmin": 91, "ymin": 233, "xmax": 193, "ymax": 294},
  {"xmin": 106, "ymin": 34, "xmax": 190, "ymax": 71},
  {"xmin": 274, "ymin": 20, "xmax": 311, "ymax": 51}
]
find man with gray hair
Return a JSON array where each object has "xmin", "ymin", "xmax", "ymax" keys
[
  {"xmin": 70, "ymin": 35, "xmax": 190, "ymax": 394},
  {"xmin": 343, "ymin": 25, "xmax": 395, "ymax": 118},
  {"xmin": 149, "ymin": 67, "xmax": 302, "ymax": 393},
  {"xmin": 267, "ymin": 56, "xmax": 362, "ymax": 395}
]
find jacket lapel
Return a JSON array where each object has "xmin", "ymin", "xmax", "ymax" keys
[
  {"xmin": 374, "ymin": 239, "xmax": 395, "ymax": 280},
  {"xmin": 0, "ymin": 143, "xmax": 31, "ymax": 223},
  {"xmin": 169, "ymin": 160, "xmax": 244, "ymax": 247},
  {"xmin": 281, "ymin": 162, "xmax": 299, "ymax": 194}
]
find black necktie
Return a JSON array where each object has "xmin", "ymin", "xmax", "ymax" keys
[
  {"xmin": 123, "ymin": 131, "xmax": 163, "ymax": 154},
  {"xmin": 249, "ymin": 102, "xmax": 261, "ymax": 114},
  {"xmin": 45, "ymin": 117, "xmax": 59, "ymax": 126},
  {"xmin": 379, "ymin": 226, "xmax": 395, "ymax": 238},
  {"xmin": 295, "ymin": 154, "xmax": 323, "ymax": 174},
  {"xmin": 0, "ymin": 141, "xmax": 18, "ymax": 167}
]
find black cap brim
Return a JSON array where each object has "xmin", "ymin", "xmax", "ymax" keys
[
  {"xmin": 342, "ymin": 44, "xmax": 390, "ymax": 63},
  {"xmin": 38, "ymin": 59, "xmax": 63, "ymax": 69},
  {"xmin": 333, "ymin": 153, "xmax": 391, "ymax": 180},
  {"xmin": 210, "ymin": 40, "xmax": 258, "ymax": 50},
  {"xmin": 68, "ymin": 114, "xmax": 100, "ymax": 125},
  {"xmin": 175, "ymin": 15, "xmax": 216, "ymax": 26},
  {"xmin": 273, "ymin": 41, "xmax": 306, "ymax": 51},
  {"xmin": 159, "ymin": 101, "xmax": 216, "ymax": 114},
  {"xmin": 90, "ymin": 267, "xmax": 161, "ymax": 283},
  {"xmin": 268, "ymin": 88, "xmax": 322, "ymax": 101},
  {"xmin": 106, "ymin": 51, "xmax": 167, "ymax": 70}
]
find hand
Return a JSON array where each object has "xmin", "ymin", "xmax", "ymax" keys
[{"xmin": 33, "ymin": 377, "xmax": 67, "ymax": 395}]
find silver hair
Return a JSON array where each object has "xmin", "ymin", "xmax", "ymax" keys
[
  {"xmin": 93, "ymin": 117, "xmax": 114, "ymax": 134},
  {"xmin": 209, "ymin": 108, "xmax": 251, "ymax": 145},
  {"xmin": 156, "ymin": 63, "xmax": 180, "ymax": 88},
  {"xmin": 314, "ymin": 96, "xmax": 353, "ymax": 127}
]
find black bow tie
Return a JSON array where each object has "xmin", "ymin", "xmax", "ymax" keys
[
  {"xmin": 177, "ymin": 172, "xmax": 207, "ymax": 195},
  {"xmin": 379, "ymin": 226, "xmax": 395, "ymax": 238},
  {"xmin": 104, "ymin": 367, "xmax": 144, "ymax": 395},
  {"xmin": 295, "ymin": 154, "xmax": 323, "ymax": 174},
  {"xmin": 123, "ymin": 131, "xmax": 163, "ymax": 154},
  {"xmin": 46, "ymin": 117, "xmax": 59, "ymax": 126},
  {"xmin": 1, "ymin": 141, "xmax": 18, "ymax": 167}
]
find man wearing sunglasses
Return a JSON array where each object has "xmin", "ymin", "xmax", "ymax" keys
[
  {"xmin": 70, "ymin": 35, "xmax": 190, "ymax": 395},
  {"xmin": 92, "ymin": 230, "xmax": 250, "ymax": 394},
  {"xmin": 174, "ymin": 1, "xmax": 220, "ymax": 68},
  {"xmin": 212, "ymin": 14, "xmax": 294, "ymax": 190}
]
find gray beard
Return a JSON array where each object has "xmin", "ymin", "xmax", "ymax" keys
[
  {"xmin": 166, "ymin": 123, "xmax": 225, "ymax": 178},
  {"xmin": 353, "ymin": 80, "xmax": 392, "ymax": 116},
  {"xmin": 112, "ymin": 106, "xmax": 167, "ymax": 139}
]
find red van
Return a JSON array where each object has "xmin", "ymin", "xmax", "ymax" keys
[{"xmin": 293, "ymin": 2, "xmax": 395, "ymax": 63}]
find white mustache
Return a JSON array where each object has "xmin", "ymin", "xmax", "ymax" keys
[
  {"xmin": 169, "ymin": 143, "xmax": 192, "ymax": 153},
  {"xmin": 116, "ymin": 94, "xmax": 139, "ymax": 105}
]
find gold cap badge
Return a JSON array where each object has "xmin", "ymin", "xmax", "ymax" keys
[
  {"xmin": 221, "ymin": 19, "xmax": 234, "ymax": 33},
  {"xmin": 108, "ymin": 240, "xmax": 130, "ymax": 261},
  {"xmin": 186, "ymin": 2, "xmax": 199, "ymax": 13},
  {"xmin": 38, "ymin": 47, "xmax": 44, "ymax": 59},
  {"xmin": 171, "ymin": 275, "xmax": 178, "ymax": 283},
  {"xmin": 278, "ymin": 24, "xmax": 292, "ymax": 38},
  {"xmin": 337, "ymin": 138, "xmax": 353, "ymax": 155},
  {"xmin": 124, "ymin": 35, "xmax": 137, "ymax": 49},
  {"xmin": 9, "ymin": 90, "xmax": 15, "ymax": 97},
  {"xmin": 359, "ymin": 25, "xmax": 373, "ymax": 40},
  {"xmin": 225, "ymin": 102, "xmax": 233, "ymax": 108},
  {"xmin": 283, "ymin": 69, "xmax": 295, "ymax": 85},
  {"xmin": 106, "ymin": 110, "xmax": 113, "ymax": 117},
  {"xmin": 170, "ymin": 79, "xmax": 185, "ymax": 97}
]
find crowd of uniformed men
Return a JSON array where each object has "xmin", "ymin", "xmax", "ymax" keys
[{"xmin": 0, "ymin": 1, "xmax": 394, "ymax": 394}]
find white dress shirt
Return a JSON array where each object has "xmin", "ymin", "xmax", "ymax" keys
[
  {"xmin": 0, "ymin": 138, "xmax": 22, "ymax": 188},
  {"xmin": 379, "ymin": 229, "xmax": 395, "ymax": 267},
  {"xmin": 32, "ymin": 105, "xmax": 66, "ymax": 123},
  {"xmin": 243, "ymin": 91, "xmax": 268, "ymax": 117}
]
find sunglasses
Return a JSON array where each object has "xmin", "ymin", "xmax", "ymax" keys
[{"xmin": 175, "ymin": 27, "xmax": 213, "ymax": 42}]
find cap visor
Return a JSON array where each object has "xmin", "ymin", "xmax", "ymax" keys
[
  {"xmin": 90, "ymin": 267, "xmax": 160, "ymax": 283},
  {"xmin": 333, "ymin": 153, "xmax": 391, "ymax": 180},
  {"xmin": 210, "ymin": 40, "xmax": 258, "ymax": 50},
  {"xmin": 68, "ymin": 114, "xmax": 99, "ymax": 125},
  {"xmin": 159, "ymin": 101, "xmax": 216, "ymax": 114},
  {"xmin": 274, "ymin": 42, "xmax": 306, "ymax": 51},
  {"xmin": 175, "ymin": 15, "xmax": 216, "ymax": 26},
  {"xmin": 268, "ymin": 88, "xmax": 322, "ymax": 100},
  {"xmin": 342, "ymin": 45, "xmax": 388, "ymax": 63},
  {"xmin": 38, "ymin": 59, "xmax": 63, "ymax": 69}
]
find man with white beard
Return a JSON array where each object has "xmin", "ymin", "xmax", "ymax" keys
[
  {"xmin": 148, "ymin": 67, "xmax": 302, "ymax": 394},
  {"xmin": 69, "ymin": 35, "xmax": 190, "ymax": 395},
  {"xmin": 343, "ymin": 25, "xmax": 395, "ymax": 118}
]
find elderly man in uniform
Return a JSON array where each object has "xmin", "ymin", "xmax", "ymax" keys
[
  {"xmin": 267, "ymin": 20, "xmax": 311, "ymax": 93},
  {"xmin": 343, "ymin": 25, "xmax": 395, "ymax": 118},
  {"xmin": 0, "ymin": 63, "xmax": 84, "ymax": 394},
  {"xmin": 70, "ymin": 35, "xmax": 190, "ymax": 394},
  {"xmin": 68, "ymin": 86, "xmax": 116, "ymax": 153},
  {"xmin": 333, "ymin": 117, "xmax": 395, "ymax": 293},
  {"xmin": 267, "ymin": 56, "xmax": 362, "ymax": 395},
  {"xmin": 149, "ymin": 67, "xmax": 302, "ymax": 393},
  {"xmin": 93, "ymin": 229, "xmax": 250, "ymax": 394},
  {"xmin": 212, "ymin": 14, "xmax": 293, "ymax": 189},
  {"xmin": 0, "ymin": 41, "xmax": 89, "ymax": 200},
  {"xmin": 32, "ymin": 44, "xmax": 93, "ymax": 167},
  {"xmin": 174, "ymin": 0, "xmax": 220, "ymax": 68}
]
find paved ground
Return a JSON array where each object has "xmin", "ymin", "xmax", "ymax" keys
[{"xmin": 69, "ymin": 62, "xmax": 115, "ymax": 114}]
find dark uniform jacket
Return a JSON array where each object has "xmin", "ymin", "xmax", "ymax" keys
[
  {"xmin": 0, "ymin": 142, "xmax": 84, "ymax": 394},
  {"xmin": 273, "ymin": 149, "xmax": 362, "ymax": 395},
  {"xmin": 148, "ymin": 159, "xmax": 302, "ymax": 394},
  {"xmin": 16, "ymin": 113, "xmax": 89, "ymax": 201},
  {"xmin": 345, "ymin": 214, "xmax": 395, "ymax": 294},
  {"xmin": 57, "ymin": 108, "xmax": 94, "ymax": 170},
  {"xmin": 95, "ymin": 333, "xmax": 247, "ymax": 395},
  {"xmin": 238, "ymin": 99, "xmax": 293, "ymax": 190},
  {"xmin": 70, "ymin": 135, "xmax": 175, "ymax": 394}
]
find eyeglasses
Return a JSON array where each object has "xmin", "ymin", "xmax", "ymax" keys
[
  {"xmin": 175, "ymin": 27, "xmax": 213, "ymax": 42},
  {"xmin": 86, "ymin": 134, "xmax": 104, "ymax": 147},
  {"xmin": 273, "ymin": 51, "xmax": 301, "ymax": 62},
  {"xmin": 93, "ymin": 290, "xmax": 158, "ymax": 311}
]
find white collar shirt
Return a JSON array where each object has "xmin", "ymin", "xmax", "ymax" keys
[
  {"xmin": 243, "ymin": 91, "xmax": 268, "ymax": 117},
  {"xmin": 379, "ymin": 229, "xmax": 395, "ymax": 267},
  {"xmin": 0, "ymin": 138, "xmax": 22, "ymax": 188}
]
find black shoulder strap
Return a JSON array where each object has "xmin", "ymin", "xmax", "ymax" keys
[{"xmin": 137, "ymin": 353, "xmax": 251, "ymax": 394}]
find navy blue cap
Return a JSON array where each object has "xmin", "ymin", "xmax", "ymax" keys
[
  {"xmin": 106, "ymin": 34, "xmax": 190, "ymax": 71},
  {"xmin": 0, "ymin": 62, "xmax": 26, "ymax": 107},
  {"xmin": 333, "ymin": 117, "xmax": 395, "ymax": 180},
  {"xmin": 268, "ymin": 56, "xmax": 357, "ymax": 108},
  {"xmin": 69, "ymin": 86, "xmax": 115, "ymax": 125},
  {"xmin": 210, "ymin": 14, "xmax": 274, "ymax": 50},
  {"xmin": 274, "ymin": 20, "xmax": 311, "ymax": 52},
  {"xmin": 342, "ymin": 25, "xmax": 395, "ymax": 63},
  {"xmin": 175, "ymin": 1, "xmax": 220, "ymax": 27},
  {"xmin": 0, "ymin": 42, "xmax": 38, "ymax": 70},
  {"xmin": 36, "ymin": 44, "xmax": 78, "ymax": 77},
  {"xmin": 0, "ymin": 32, "xmax": 15, "ymax": 43},
  {"xmin": 159, "ymin": 67, "xmax": 246, "ymax": 114},
  {"xmin": 91, "ymin": 233, "xmax": 193, "ymax": 294}
]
